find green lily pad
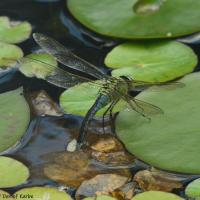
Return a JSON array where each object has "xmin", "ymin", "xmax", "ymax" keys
[
  {"xmin": 185, "ymin": 178, "xmax": 200, "ymax": 199},
  {"xmin": 116, "ymin": 72, "xmax": 200, "ymax": 174},
  {"xmin": 0, "ymin": 42, "xmax": 23, "ymax": 68},
  {"xmin": 14, "ymin": 187, "xmax": 72, "ymax": 200},
  {"xmin": 84, "ymin": 196, "xmax": 117, "ymax": 200},
  {"xmin": 60, "ymin": 81, "xmax": 127, "ymax": 117},
  {"xmin": 0, "ymin": 156, "xmax": 29, "ymax": 188},
  {"xmin": 0, "ymin": 87, "xmax": 30, "ymax": 153},
  {"xmin": 0, "ymin": 16, "xmax": 32, "ymax": 44},
  {"xmin": 19, "ymin": 53, "xmax": 57, "ymax": 79},
  {"xmin": 132, "ymin": 191, "xmax": 183, "ymax": 200},
  {"xmin": 105, "ymin": 41, "xmax": 197, "ymax": 83},
  {"xmin": 68, "ymin": 0, "xmax": 200, "ymax": 39}
]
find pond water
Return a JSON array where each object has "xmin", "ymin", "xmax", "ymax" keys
[{"xmin": 1, "ymin": 0, "xmax": 200, "ymax": 198}]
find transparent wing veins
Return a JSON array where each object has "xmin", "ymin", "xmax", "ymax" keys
[
  {"xmin": 125, "ymin": 94, "xmax": 163, "ymax": 116},
  {"xmin": 33, "ymin": 33, "xmax": 106, "ymax": 79}
]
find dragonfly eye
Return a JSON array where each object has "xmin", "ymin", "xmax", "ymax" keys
[{"xmin": 120, "ymin": 75, "xmax": 132, "ymax": 81}]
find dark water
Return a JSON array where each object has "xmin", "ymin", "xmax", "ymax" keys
[{"xmin": 1, "ymin": 0, "xmax": 200, "ymax": 197}]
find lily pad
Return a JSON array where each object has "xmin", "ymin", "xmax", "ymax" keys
[
  {"xmin": 0, "ymin": 87, "xmax": 30, "ymax": 153},
  {"xmin": 0, "ymin": 42, "xmax": 23, "ymax": 68},
  {"xmin": 0, "ymin": 156, "xmax": 29, "ymax": 188},
  {"xmin": 185, "ymin": 178, "xmax": 200, "ymax": 199},
  {"xmin": 60, "ymin": 81, "xmax": 127, "ymax": 116},
  {"xmin": 0, "ymin": 190, "xmax": 14, "ymax": 200},
  {"xmin": 105, "ymin": 41, "xmax": 197, "ymax": 83},
  {"xmin": 68, "ymin": 0, "xmax": 200, "ymax": 39},
  {"xmin": 0, "ymin": 16, "xmax": 32, "ymax": 44},
  {"xmin": 132, "ymin": 191, "xmax": 183, "ymax": 200},
  {"xmin": 14, "ymin": 187, "xmax": 72, "ymax": 200},
  {"xmin": 19, "ymin": 53, "xmax": 57, "ymax": 79},
  {"xmin": 116, "ymin": 72, "xmax": 200, "ymax": 174}
]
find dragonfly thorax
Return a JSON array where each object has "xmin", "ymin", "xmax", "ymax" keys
[{"xmin": 100, "ymin": 77, "xmax": 130, "ymax": 100}]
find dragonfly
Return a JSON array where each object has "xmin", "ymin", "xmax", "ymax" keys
[{"xmin": 21, "ymin": 33, "xmax": 183, "ymax": 149}]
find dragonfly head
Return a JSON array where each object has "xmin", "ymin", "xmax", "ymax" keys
[
  {"xmin": 119, "ymin": 75, "xmax": 132, "ymax": 81},
  {"xmin": 119, "ymin": 75, "xmax": 133, "ymax": 90}
]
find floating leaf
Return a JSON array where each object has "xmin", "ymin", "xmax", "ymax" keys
[
  {"xmin": 0, "ymin": 156, "xmax": 29, "ymax": 188},
  {"xmin": 116, "ymin": 72, "xmax": 200, "ymax": 174},
  {"xmin": 67, "ymin": 0, "xmax": 200, "ymax": 39},
  {"xmin": 105, "ymin": 41, "xmax": 197, "ymax": 83},
  {"xmin": 0, "ymin": 190, "xmax": 14, "ymax": 200},
  {"xmin": 132, "ymin": 191, "xmax": 183, "ymax": 200},
  {"xmin": 0, "ymin": 42, "xmax": 23, "ymax": 68},
  {"xmin": 185, "ymin": 178, "xmax": 200, "ymax": 199},
  {"xmin": 19, "ymin": 53, "xmax": 57, "ymax": 79},
  {"xmin": 0, "ymin": 87, "xmax": 30, "ymax": 153},
  {"xmin": 60, "ymin": 81, "xmax": 127, "ymax": 117},
  {"xmin": 0, "ymin": 16, "xmax": 31, "ymax": 44},
  {"xmin": 14, "ymin": 187, "xmax": 72, "ymax": 200}
]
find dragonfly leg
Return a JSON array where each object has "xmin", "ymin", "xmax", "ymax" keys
[
  {"xmin": 109, "ymin": 104, "xmax": 116, "ymax": 135},
  {"xmin": 102, "ymin": 102, "xmax": 115, "ymax": 135},
  {"xmin": 102, "ymin": 106, "xmax": 110, "ymax": 135},
  {"xmin": 109, "ymin": 98, "xmax": 121, "ymax": 135},
  {"xmin": 102, "ymin": 99, "xmax": 119, "ymax": 135}
]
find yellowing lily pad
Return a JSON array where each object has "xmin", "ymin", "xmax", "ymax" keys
[
  {"xmin": 0, "ymin": 87, "xmax": 30, "ymax": 153},
  {"xmin": 19, "ymin": 53, "xmax": 57, "ymax": 79},
  {"xmin": 60, "ymin": 81, "xmax": 127, "ymax": 117},
  {"xmin": 185, "ymin": 178, "xmax": 200, "ymax": 199},
  {"xmin": 0, "ymin": 42, "xmax": 23, "ymax": 68},
  {"xmin": 68, "ymin": 0, "xmax": 200, "ymax": 39},
  {"xmin": 0, "ymin": 16, "xmax": 32, "ymax": 44},
  {"xmin": 116, "ymin": 72, "xmax": 200, "ymax": 174},
  {"xmin": 132, "ymin": 191, "xmax": 183, "ymax": 200},
  {"xmin": 105, "ymin": 41, "xmax": 197, "ymax": 83},
  {"xmin": 0, "ymin": 190, "xmax": 14, "ymax": 200},
  {"xmin": 14, "ymin": 187, "xmax": 72, "ymax": 200},
  {"xmin": 0, "ymin": 156, "xmax": 29, "ymax": 188}
]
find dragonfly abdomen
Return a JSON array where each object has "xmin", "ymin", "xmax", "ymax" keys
[
  {"xmin": 78, "ymin": 94, "xmax": 111, "ymax": 147},
  {"xmin": 95, "ymin": 94, "xmax": 111, "ymax": 111}
]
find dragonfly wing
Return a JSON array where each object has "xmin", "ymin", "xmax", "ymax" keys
[
  {"xmin": 125, "ymin": 94, "xmax": 163, "ymax": 116},
  {"xmin": 131, "ymin": 80, "xmax": 185, "ymax": 92},
  {"xmin": 18, "ymin": 57, "xmax": 92, "ymax": 89},
  {"xmin": 46, "ymin": 68, "xmax": 91, "ymax": 88},
  {"xmin": 33, "ymin": 33, "xmax": 106, "ymax": 79}
]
